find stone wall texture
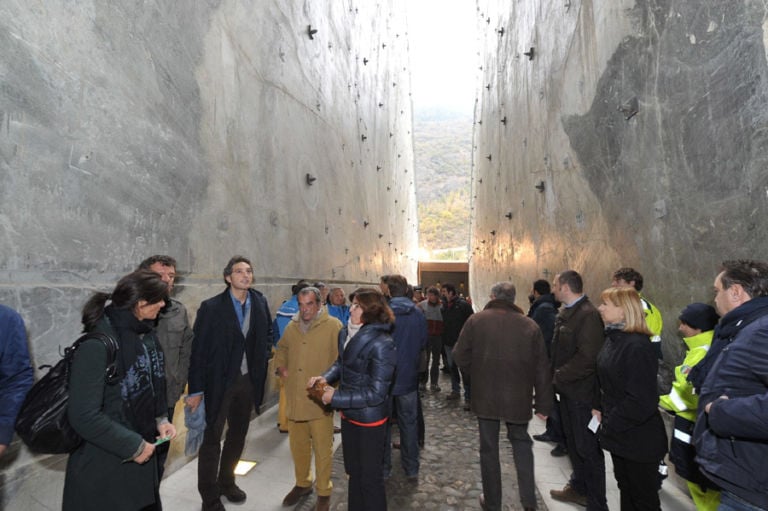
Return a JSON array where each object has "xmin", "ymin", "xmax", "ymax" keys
[
  {"xmin": 0, "ymin": 0, "xmax": 416, "ymax": 507},
  {"xmin": 471, "ymin": 0, "xmax": 768, "ymax": 357},
  {"xmin": 5, "ymin": 0, "xmax": 768, "ymax": 507}
]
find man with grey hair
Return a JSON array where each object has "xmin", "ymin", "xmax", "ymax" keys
[
  {"xmin": 274, "ymin": 287, "xmax": 342, "ymax": 511},
  {"xmin": 453, "ymin": 282, "xmax": 552, "ymax": 511},
  {"xmin": 326, "ymin": 286, "xmax": 350, "ymax": 325}
]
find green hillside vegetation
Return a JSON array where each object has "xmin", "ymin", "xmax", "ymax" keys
[
  {"xmin": 414, "ymin": 108, "xmax": 473, "ymax": 255},
  {"xmin": 417, "ymin": 189, "xmax": 471, "ymax": 252}
]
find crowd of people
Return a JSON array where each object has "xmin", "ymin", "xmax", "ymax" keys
[{"xmin": 1, "ymin": 257, "xmax": 767, "ymax": 511}]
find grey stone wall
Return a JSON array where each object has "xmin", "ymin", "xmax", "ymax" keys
[
  {"xmin": 471, "ymin": 0, "xmax": 768, "ymax": 360},
  {"xmin": 0, "ymin": 0, "xmax": 416, "ymax": 507}
]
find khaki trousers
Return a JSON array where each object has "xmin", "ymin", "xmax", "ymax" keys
[
  {"xmin": 288, "ymin": 414, "xmax": 335, "ymax": 496},
  {"xmin": 278, "ymin": 379, "xmax": 287, "ymax": 429}
]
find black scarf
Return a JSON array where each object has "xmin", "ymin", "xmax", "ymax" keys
[
  {"xmin": 687, "ymin": 296, "xmax": 768, "ymax": 392},
  {"xmin": 105, "ymin": 306, "xmax": 167, "ymax": 441}
]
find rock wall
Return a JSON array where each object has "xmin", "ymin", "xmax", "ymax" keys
[
  {"xmin": 471, "ymin": 0, "xmax": 768, "ymax": 358},
  {"xmin": 0, "ymin": 0, "xmax": 416, "ymax": 507}
]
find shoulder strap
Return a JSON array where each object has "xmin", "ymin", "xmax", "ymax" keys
[{"xmin": 70, "ymin": 332, "xmax": 120, "ymax": 383}]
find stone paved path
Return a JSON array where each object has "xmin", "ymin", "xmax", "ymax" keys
[{"xmin": 293, "ymin": 372, "xmax": 545, "ymax": 511}]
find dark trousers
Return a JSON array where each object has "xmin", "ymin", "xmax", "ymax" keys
[
  {"xmin": 197, "ymin": 374, "xmax": 254, "ymax": 504},
  {"xmin": 444, "ymin": 344, "xmax": 469, "ymax": 398},
  {"xmin": 342, "ymin": 420, "xmax": 388, "ymax": 511},
  {"xmin": 156, "ymin": 405, "xmax": 177, "ymax": 482},
  {"xmin": 544, "ymin": 393, "xmax": 566, "ymax": 444},
  {"xmin": 417, "ymin": 394, "xmax": 425, "ymax": 447},
  {"xmin": 611, "ymin": 453, "xmax": 661, "ymax": 511},
  {"xmin": 478, "ymin": 418, "xmax": 536, "ymax": 510},
  {"xmin": 559, "ymin": 396, "xmax": 608, "ymax": 511},
  {"xmin": 419, "ymin": 335, "xmax": 443, "ymax": 386}
]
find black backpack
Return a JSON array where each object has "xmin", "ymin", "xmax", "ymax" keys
[{"xmin": 15, "ymin": 332, "xmax": 119, "ymax": 454}]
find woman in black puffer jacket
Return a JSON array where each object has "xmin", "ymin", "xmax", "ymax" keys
[
  {"xmin": 308, "ymin": 287, "xmax": 396, "ymax": 511},
  {"xmin": 592, "ymin": 287, "xmax": 668, "ymax": 511}
]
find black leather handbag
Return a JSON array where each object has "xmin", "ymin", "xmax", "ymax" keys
[{"xmin": 15, "ymin": 332, "xmax": 118, "ymax": 454}]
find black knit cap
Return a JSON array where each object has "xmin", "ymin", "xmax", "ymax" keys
[{"xmin": 679, "ymin": 303, "xmax": 720, "ymax": 331}]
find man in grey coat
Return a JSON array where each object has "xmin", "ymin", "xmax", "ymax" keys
[
  {"xmin": 453, "ymin": 282, "xmax": 552, "ymax": 511},
  {"xmin": 139, "ymin": 256, "xmax": 194, "ymax": 418},
  {"xmin": 138, "ymin": 255, "xmax": 194, "ymax": 478}
]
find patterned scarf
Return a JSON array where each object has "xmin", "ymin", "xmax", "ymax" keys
[{"xmin": 105, "ymin": 306, "xmax": 167, "ymax": 441}]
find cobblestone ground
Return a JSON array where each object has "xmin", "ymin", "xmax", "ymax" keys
[{"xmin": 291, "ymin": 372, "xmax": 547, "ymax": 511}]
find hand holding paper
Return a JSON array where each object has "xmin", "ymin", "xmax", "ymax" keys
[{"xmin": 588, "ymin": 409, "xmax": 601, "ymax": 433}]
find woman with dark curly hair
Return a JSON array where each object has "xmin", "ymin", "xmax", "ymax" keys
[
  {"xmin": 308, "ymin": 288, "xmax": 396, "ymax": 511},
  {"xmin": 64, "ymin": 270, "xmax": 175, "ymax": 511}
]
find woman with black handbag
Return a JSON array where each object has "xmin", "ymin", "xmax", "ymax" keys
[{"xmin": 63, "ymin": 270, "xmax": 175, "ymax": 511}]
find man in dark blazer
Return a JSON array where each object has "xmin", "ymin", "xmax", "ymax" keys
[
  {"xmin": 187, "ymin": 256, "xmax": 273, "ymax": 511},
  {"xmin": 549, "ymin": 270, "xmax": 607, "ymax": 511}
]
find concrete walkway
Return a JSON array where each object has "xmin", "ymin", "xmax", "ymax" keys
[{"xmin": 161, "ymin": 372, "xmax": 695, "ymax": 511}]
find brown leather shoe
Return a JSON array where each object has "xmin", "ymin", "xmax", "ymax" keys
[
  {"xmin": 550, "ymin": 484, "xmax": 587, "ymax": 507},
  {"xmin": 283, "ymin": 485, "xmax": 313, "ymax": 506},
  {"xmin": 315, "ymin": 495, "xmax": 330, "ymax": 511}
]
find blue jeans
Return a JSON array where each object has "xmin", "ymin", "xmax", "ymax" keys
[
  {"xmin": 719, "ymin": 491, "xmax": 767, "ymax": 511},
  {"xmin": 383, "ymin": 390, "xmax": 420, "ymax": 477}
]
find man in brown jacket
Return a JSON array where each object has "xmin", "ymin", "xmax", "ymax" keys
[
  {"xmin": 549, "ymin": 270, "xmax": 607, "ymax": 511},
  {"xmin": 274, "ymin": 287, "xmax": 342, "ymax": 511},
  {"xmin": 453, "ymin": 281, "xmax": 552, "ymax": 511}
]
